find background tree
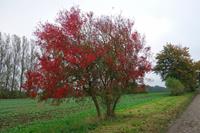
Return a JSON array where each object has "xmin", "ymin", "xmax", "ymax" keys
[
  {"xmin": 23, "ymin": 7, "xmax": 151, "ymax": 118},
  {"xmin": 0, "ymin": 33, "xmax": 7, "ymax": 89},
  {"xmin": 10, "ymin": 35, "xmax": 21, "ymax": 92},
  {"xmin": 19, "ymin": 36, "xmax": 29, "ymax": 92},
  {"xmin": 0, "ymin": 32, "xmax": 38, "ymax": 98},
  {"xmin": 154, "ymin": 43, "xmax": 197, "ymax": 91},
  {"xmin": 194, "ymin": 61, "xmax": 200, "ymax": 86}
]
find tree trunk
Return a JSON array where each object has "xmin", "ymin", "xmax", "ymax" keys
[
  {"xmin": 19, "ymin": 65, "xmax": 24, "ymax": 92},
  {"xmin": 112, "ymin": 96, "xmax": 120, "ymax": 116},
  {"xmin": 87, "ymin": 79, "xmax": 101, "ymax": 118},
  {"xmin": 11, "ymin": 65, "xmax": 16, "ymax": 92},
  {"xmin": 91, "ymin": 95, "xmax": 101, "ymax": 118},
  {"xmin": 5, "ymin": 74, "xmax": 9, "ymax": 90},
  {"xmin": 105, "ymin": 95, "xmax": 121, "ymax": 118},
  {"xmin": 106, "ymin": 102, "xmax": 114, "ymax": 118}
]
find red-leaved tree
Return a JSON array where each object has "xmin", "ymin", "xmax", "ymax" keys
[{"xmin": 23, "ymin": 7, "xmax": 151, "ymax": 118}]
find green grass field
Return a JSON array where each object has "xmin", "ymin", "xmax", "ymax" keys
[{"xmin": 0, "ymin": 92, "xmax": 194, "ymax": 133}]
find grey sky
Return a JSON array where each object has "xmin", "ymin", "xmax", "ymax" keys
[{"xmin": 1, "ymin": 0, "xmax": 200, "ymax": 86}]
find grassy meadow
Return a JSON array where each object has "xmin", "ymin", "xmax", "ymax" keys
[{"xmin": 0, "ymin": 92, "xmax": 194, "ymax": 133}]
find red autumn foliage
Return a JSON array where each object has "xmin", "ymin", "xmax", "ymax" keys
[{"xmin": 23, "ymin": 7, "xmax": 151, "ymax": 117}]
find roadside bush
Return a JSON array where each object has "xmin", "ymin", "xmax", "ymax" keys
[{"xmin": 165, "ymin": 77, "xmax": 185, "ymax": 96}]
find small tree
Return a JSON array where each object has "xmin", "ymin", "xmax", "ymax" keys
[
  {"xmin": 165, "ymin": 77, "xmax": 184, "ymax": 96},
  {"xmin": 23, "ymin": 7, "xmax": 151, "ymax": 118}
]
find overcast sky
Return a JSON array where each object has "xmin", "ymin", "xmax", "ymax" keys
[{"xmin": 1, "ymin": 0, "xmax": 200, "ymax": 86}]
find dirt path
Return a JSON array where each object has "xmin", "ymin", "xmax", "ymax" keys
[{"xmin": 167, "ymin": 94, "xmax": 200, "ymax": 133}]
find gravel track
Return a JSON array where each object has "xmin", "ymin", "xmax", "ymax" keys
[{"xmin": 168, "ymin": 94, "xmax": 200, "ymax": 133}]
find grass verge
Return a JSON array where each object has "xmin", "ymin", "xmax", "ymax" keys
[
  {"xmin": 0, "ymin": 92, "xmax": 194, "ymax": 133},
  {"xmin": 91, "ymin": 93, "xmax": 194, "ymax": 133}
]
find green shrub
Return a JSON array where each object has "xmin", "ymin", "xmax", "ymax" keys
[{"xmin": 165, "ymin": 77, "xmax": 185, "ymax": 96}]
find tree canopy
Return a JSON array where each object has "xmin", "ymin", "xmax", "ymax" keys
[{"xmin": 154, "ymin": 43, "xmax": 197, "ymax": 91}]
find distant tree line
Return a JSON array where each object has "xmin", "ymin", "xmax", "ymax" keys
[
  {"xmin": 146, "ymin": 85, "xmax": 167, "ymax": 92},
  {"xmin": 0, "ymin": 32, "xmax": 37, "ymax": 98}
]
